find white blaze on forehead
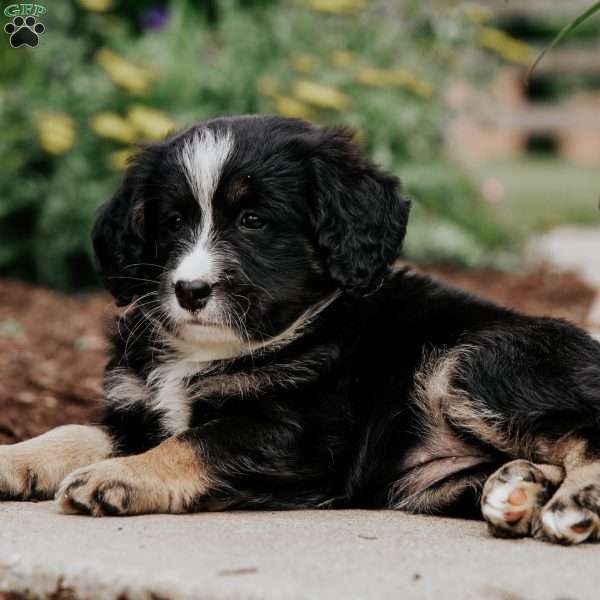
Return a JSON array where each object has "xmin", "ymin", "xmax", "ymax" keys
[
  {"xmin": 174, "ymin": 128, "xmax": 234, "ymax": 284},
  {"xmin": 178, "ymin": 127, "xmax": 233, "ymax": 211}
]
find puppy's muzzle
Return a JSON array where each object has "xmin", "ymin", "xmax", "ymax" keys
[{"xmin": 175, "ymin": 279, "xmax": 213, "ymax": 312}]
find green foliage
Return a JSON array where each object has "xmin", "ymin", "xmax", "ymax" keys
[
  {"xmin": 527, "ymin": 1, "xmax": 600, "ymax": 79},
  {"xmin": 403, "ymin": 163, "xmax": 511, "ymax": 267},
  {"xmin": 0, "ymin": 0, "xmax": 509, "ymax": 290},
  {"xmin": 476, "ymin": 159, "xmax": 600, "ymax": 237}
]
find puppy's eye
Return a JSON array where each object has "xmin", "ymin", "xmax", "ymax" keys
[
  {"xmin": 162, "ymin": 214, "xmax": 183, "ymax": 233},
  {"xmin": 239, "ymin": 212, "xmax": 265, "ymax": 231}
]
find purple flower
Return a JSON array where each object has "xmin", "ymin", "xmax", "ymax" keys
[{"xmin": 140, "ymin": 5, "xmax": 170, "ymax": 31}]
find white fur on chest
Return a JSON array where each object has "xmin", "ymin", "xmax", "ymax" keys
[
  {"xmin": 146, "ymin": 360, "xmax": 207, "ymax": 435},
  {"xmin": 106, "ymin": 361, "xmax": 211, "ymax": 436}
]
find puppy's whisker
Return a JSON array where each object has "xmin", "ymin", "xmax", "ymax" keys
[
  {"xmin": 121, "ymin": 291, "xmax": 158, "ymax": 311},
  {"xmin": 236, "ymin": 267, "xmax": 274, "ymax": 300},
  {"xmin": 146, "ymin": 305, "xmax": 171, "ymax": 343},
  {"xmin": 113, "ymin": 289, "xmax": 162, "ymax": 341},
  {"xmin": 107, "ymin": 276, "xmax": 164, "ymax": 285},
  {"xmin": 133, "ymin": 310, "xmax": 166, "ymax": 353},
  {"xmin": 123, "ymin": 315, "xmax": 154, "ymax": 355},
  {"xmin": 116, "ymin": 292, "xmax": 160, "ymax": 341},
  {"xmin": 122, "ymin": 262, "xmax": 168, "ymax": 272},
  {"xmin": 228, "ymin": 294, "xmax": 252, "ymax": 343},
  {"xmin": 123, "ymin": 301, "xmax": 166, "ymax": 355}
]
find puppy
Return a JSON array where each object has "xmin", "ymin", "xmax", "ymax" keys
[{"xmin": 2, "ymin": 115, "xmax": 600, "ymax": 545}]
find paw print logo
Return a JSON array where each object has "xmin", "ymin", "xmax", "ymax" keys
[{"xmin": 4, "ymin": 16, "xmax": 45, "ymax": 48}]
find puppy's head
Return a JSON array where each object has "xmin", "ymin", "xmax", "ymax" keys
[{"xmin": 92, "ymin": 115, "xmax": 409, "ymax": 351}]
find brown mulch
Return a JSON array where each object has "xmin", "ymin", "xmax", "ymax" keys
[
  {"xmin": 422, "ymin": 266, "xmax": 595, "ymax": 326},
  {"xmin": 0, "ymin": 280, "xmax": 115, "ymax": 444},
  {"xmin": 0, "ymin": 268, "xmax": 596, "ymax": 444}
]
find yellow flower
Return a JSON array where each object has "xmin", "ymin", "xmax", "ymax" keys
[
  {"xmin": 107, "ymin": 148, "xmax": 137, "ymax": 171},
  {"xmin": 273, "ymin": 96, "xmax": 316, "ymax": 121},
  {"xmin": 90, "ymin": 113, "xmax": 138, "ymax": 144},
  {"xmin": 291, "ymin": 54, "xmax": 317, "ymax": 74},
  {"xmin": 257, "ymin": 77, "xmax": 281, "ymax": 97},
  {"xmin": 293, "ymin": 80, "xmax": 350, "ymax": 111},
  {"xmin": 95, "ymin": 48, "xmax": 155, "ymax": 95},
  {"xmin": 78, "ymin": 0, "xmax": 113, "ymax": 11},
  {"xmin": 306, "ymin": 0, "xmax": 366, "ymax": 15},
  {"xmin": 479, "ymin": 27, "xmax": 534, "ymax": 66},
  {"xmin": 463, "ymin": 4, "xmax": 492, "ymax": 24},
  {"xmin": 352, "ymin": 128, "xmax": 367, "ymax": 145},
  {"xmin": 35, "ymin": 112, "xmax": 76, "ymax": 155},
  {"xmin": 331, "ymin": 50, "xmax": 354, "ymax": 69},
  {"xmin": 356, "ymin": 67, "xmax": 400, "ymax": 87},
  {"xmin": 127, "ymin": 105, "xmax": 177, "ymax": 141},
  {"xmin": 356, "ymin": 67, "xmax": 434, "ymax": 97},
  {"xmin": 410, "ymin": 79, "xmax": 434, "ymax": 98}
]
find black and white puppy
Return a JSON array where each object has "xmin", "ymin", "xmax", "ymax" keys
[{"xmin": 3, "ymin": 115, "xmax": 600, "ymax": 545}]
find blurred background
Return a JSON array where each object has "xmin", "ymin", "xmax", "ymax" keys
[{"xmin": 1, "ymin": 0, "xmax": 600, "ymax": 441}]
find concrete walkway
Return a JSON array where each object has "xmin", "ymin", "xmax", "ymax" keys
[{"xmin": 0, "ymin": 501, "xmax": 597, "ymax": 600}]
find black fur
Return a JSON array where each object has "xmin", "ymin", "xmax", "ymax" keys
[
  {"xmin": 93, "ymin": 115, "xmax": 600, "ymax": 515},
  {"xmin": 310, "ymin": 127, "xmax": 409, "ymax": 296}
]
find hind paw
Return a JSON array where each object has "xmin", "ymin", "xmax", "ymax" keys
[{"xmin": 482, "ymin": 460, "xmax": 563, "ymax": 538}]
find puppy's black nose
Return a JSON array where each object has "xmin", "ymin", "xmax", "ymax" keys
[{"xmin": 174, "ymin": 279, "xmax": 212, "ymax": 311}]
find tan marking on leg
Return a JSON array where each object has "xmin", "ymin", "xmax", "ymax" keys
[
  {"xmin": 536, "ymin": 437, "xmax": 589, "ymax": 469},
  {"xmin": 0, "ymin": 425, "xmax": 112, "ymax": 500},
  {"xmin": 392, "ymin": 470, "xmax": 485, "ymax": 514},
  {"xmin": 393, "ymin": 347, "xmax": 505, "ymax": 514},
  {"xmin": 412, "ymin": 347, "xmax": 524, "ymax": 460},
  {"xmin": 56, "ymin": 436, "xmax": 210, "ymax": 516}
]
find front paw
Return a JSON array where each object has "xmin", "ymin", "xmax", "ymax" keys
[
  {"xmin": 56, "ymin": 459, "xmax": 147, "ymax": 517},
  {"xmin": 0, "ymin": 448, "xmax": 51, "ymax": 501},
  {"xmin": 0, "ymin": 426, "xmax": 112, "ymax": 502},
  {"xmin": 56, "ymin": 438, "xmax": 209, "ymax": 517}
]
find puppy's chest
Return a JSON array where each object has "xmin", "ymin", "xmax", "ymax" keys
[
  {"xmin": 106, "ymin": 362, "xmax": 226, "ymax": 435},
  {"xmin": 111, "ymin": 336, "xmax": 302, "ymax": 437},
  {"xmin": 106, "ymin": 343, "xmax": 337, "ymax": 436},
  {"xmin": 145, "ymin": 361, "xmax": 267, "ymax": 434}
]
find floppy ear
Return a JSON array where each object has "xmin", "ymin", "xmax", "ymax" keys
[
  {"xmin": 310, "ymin": 127, "xmax": 410, "ymax": 296},
  {"xmin": 91, "ymin": 181, "xmax": 146, "ymax": 307}
]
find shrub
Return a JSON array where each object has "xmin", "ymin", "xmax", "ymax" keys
[{"xmin": 0, "ymin": 0, "xmax": 509, "ymax": 290}]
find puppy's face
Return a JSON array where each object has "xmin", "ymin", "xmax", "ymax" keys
[
  {"xmin": 93, "ymin": 116, "xmax": 409, "ymax": 353},
  {"xmin": 141, "ymin": 125, "xmax": 331, "ymax": 346}
]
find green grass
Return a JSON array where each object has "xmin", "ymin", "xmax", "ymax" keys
[
  {"xmin": 400, "ymin": 157, "xmax": 600, "ymax": 269},
  {"xmin": 473, "ymin": 158, "xmax": 600, "ymax": 238}
]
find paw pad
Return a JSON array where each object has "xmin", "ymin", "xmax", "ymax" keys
[
  {"xmin": 483, "ymin": 480, "xmax": 541, "ymax": 534},
  {"xmin": 507, "ymin": 487, "xmax": 527, "ymax": 506},
  {"xmin": 4, "ymin": 16, "xmax": 45, "ymax": 48}
]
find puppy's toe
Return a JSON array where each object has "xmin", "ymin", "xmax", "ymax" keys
[
  {"xmin": 482, "ymin": 460, "xmax": 561, "ymax": 538},
  {"xmin": 95, "ymin": 482, "xmax": 132, "ymax": 515},
  {"xmin": 56, "ymin": 462, "xmax": 136, "ymax": 517},
  {"xmin": 0, "ymin": 450, "xmax": 48, "ymax": 501},
  {"xmin": 56, "ymin": 475, "xmax": 93, "ymax": 515},
  {"xmin": 537, "ymin": 502, "xmax": 599, "ymax": 545}
]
